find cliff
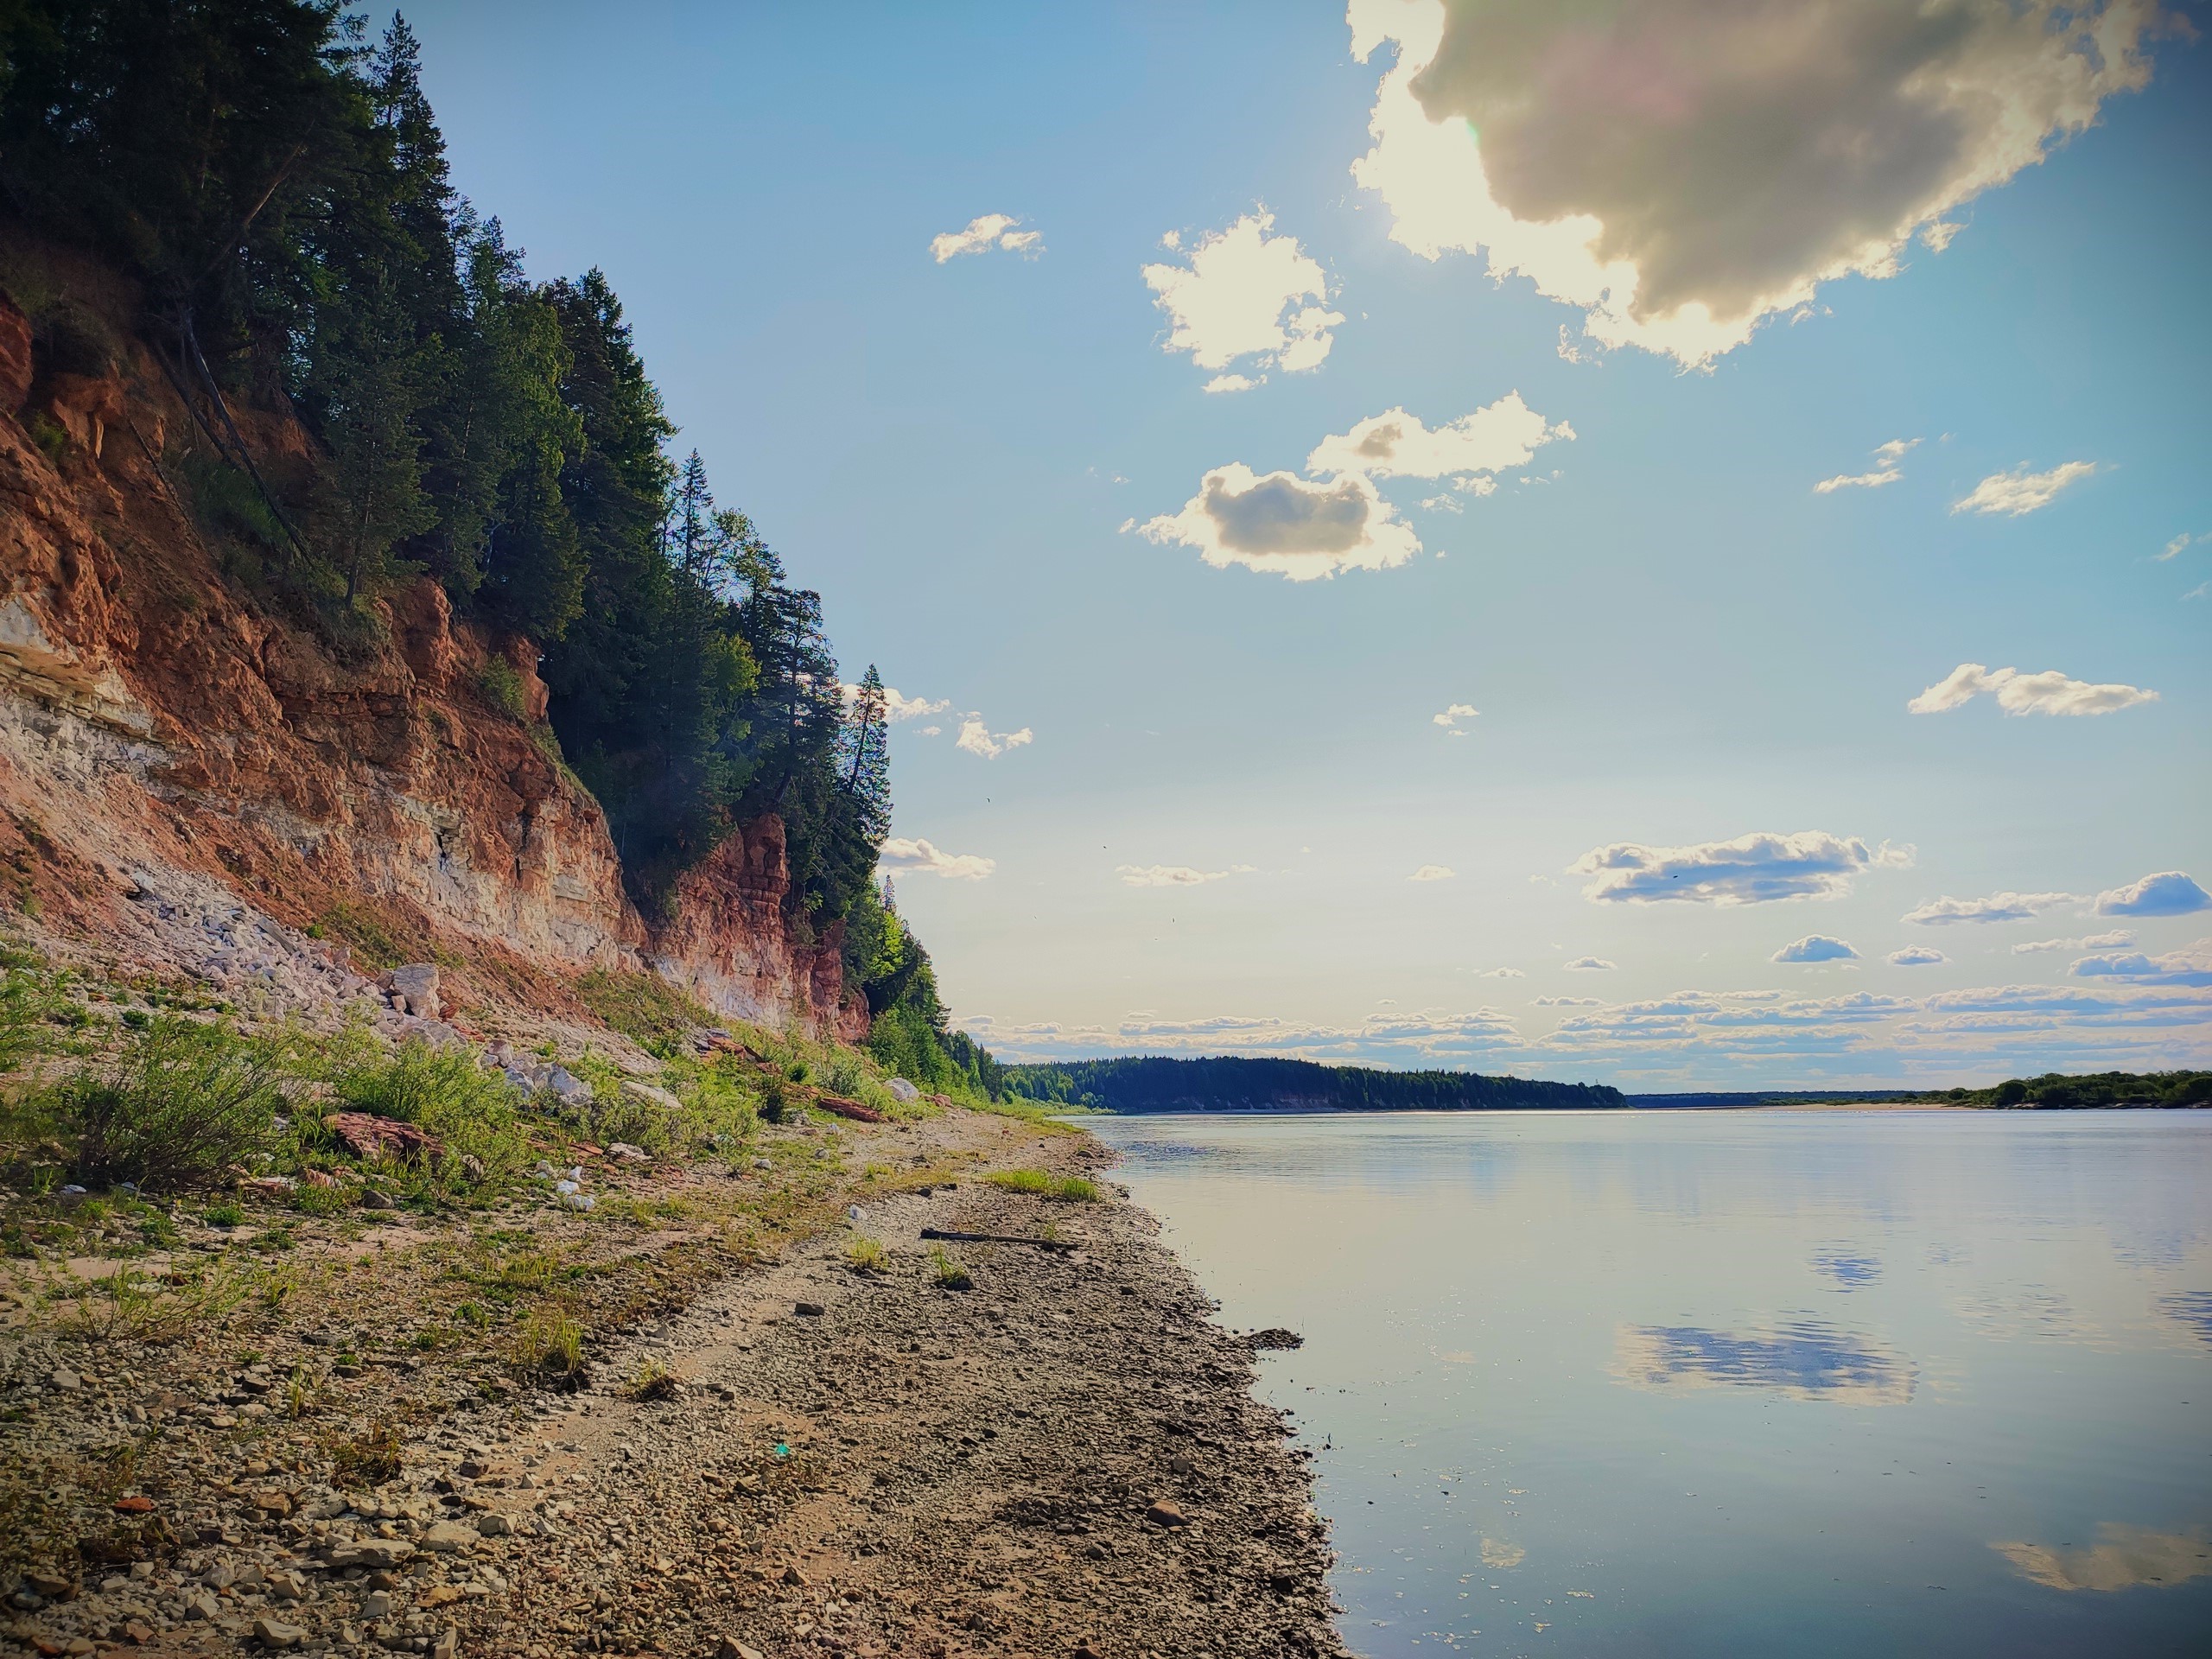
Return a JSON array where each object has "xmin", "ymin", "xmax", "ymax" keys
[{"xmin": 0, "ymin": 279, "xmax": 866, "ymax": 1041}]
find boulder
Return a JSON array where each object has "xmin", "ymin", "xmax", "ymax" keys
[
  {"xmin": 382, "ymin": 963, "xmax": 442, "ymax": 1019},
  {"xmin": 884, "ymin": 1077, "xmax": 921, "ymax": 1103}
]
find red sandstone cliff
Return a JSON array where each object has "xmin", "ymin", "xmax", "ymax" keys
[{"xmin": 0, "ymin": 280, "xmax": 864, "ymax": 1041}]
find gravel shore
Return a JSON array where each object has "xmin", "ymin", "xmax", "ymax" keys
[{"xmin": 2, "ymin": 1109, "xmax": 1346, "ymax": 1659}]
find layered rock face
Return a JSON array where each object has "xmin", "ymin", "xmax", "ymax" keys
[{"xmin": 0, "ymin": 288, "xmax": 861, "ymax": 1038}]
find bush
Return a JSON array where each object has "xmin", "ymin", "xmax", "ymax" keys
[
  {"xmin": 476, "ymin": 657, "xmax": 528, "ymax": 721},
  {"xmin": 33, "ymin": 1017, "xmax": 288, "ymax": 1192},
  {"xmin": 321, "ymin": 1036, "xmax": 527, "ymax": 1190}
]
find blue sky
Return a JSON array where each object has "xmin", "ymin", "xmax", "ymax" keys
[{"xmin": 397, "ymin": 1, "xmax": 2211, "ymax": 1087}]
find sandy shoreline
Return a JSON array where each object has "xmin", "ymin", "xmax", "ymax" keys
[{"xmin": 1, "ymin": 1109, "xmax": 1344, "ymax": 1659}]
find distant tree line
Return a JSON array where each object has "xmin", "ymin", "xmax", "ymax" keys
[
  {"xmin": 0, "ymin": 2, "xmax": 986, "ymax": 1084},
  {"xmin": 1630, "ymin": 1071, "xmax": 2212, "ymax": 1109},
  {"xmin": 1004, "ymin": 1056, "xmax": 1625, "ymax": 1113},
  {"xmin": 1969, "ymin": 1071, "xmax": 2210, "ymax": 1109}
]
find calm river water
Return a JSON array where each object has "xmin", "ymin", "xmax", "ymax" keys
[{"xmin": 1082, "ymin": 1109, "xmax": 2212, "ymax": 1657}]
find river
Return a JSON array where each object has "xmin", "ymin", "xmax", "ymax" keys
[{"xmin": 1083, "ymin": 1109, "xmax": 2212, "ymax": 1657}]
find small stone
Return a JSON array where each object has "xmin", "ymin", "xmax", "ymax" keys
[
  {"xmin": 1144, "ymin": 1498, "xmax": 1189, "ymax": 1528},
  {"xmin": 1168, "ymin": 1454, "xmax": 1194, "ymax": 1476},
  {"xmin": 361, "ymin": 1591, "xmax": 392, "ymax": 1618},
  {"xmin": 251, "ymin": 1491, "xmax": 294, "ymax": 1517},
  {"xmin": 715, "ymin": 1639, "xmax": 766, "ymax": 1659},
  {"xmin": 122, "ymin": 1620, "xmax": 153, "ymax": 1645},
  {"xmin": 420, "ymin": 1520, "xmax": 477, "ymax": 1554},
  {"xmin": 780, "ymin": 1564, "xmax": 810, "ymax": 1587},
  {"xmin": 475, "ymin": 1513, "xmax": 512, "ymax": 1537},
  {"xmin": 112, "ymin": 1495, "xmax": 156, "ymax": 1514},
  {"xmin": 430, "ymin": 1628, "xmax": 460, "ymax": 1659},
  {"xmin": 251, "ymin": 1616, "xmax": 307, "ymax": 1649},
  {"xmin": 48, "ymin": 1368, "xmax": 82, "ymax": 1392},
  {"xmin": 793, "ymin": 1301, "xmax": 825, "ymax": 1318}
]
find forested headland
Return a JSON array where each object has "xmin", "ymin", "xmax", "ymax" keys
[
  {"xmin": 0, "ymin": 2, "xmax": 997, "ymax": 1095},
  {"xmin": 1005, "ymin": 1056, "xmax": 1627, "ymax": 1114}
]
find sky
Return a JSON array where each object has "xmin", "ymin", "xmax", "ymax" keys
[{"xmin": 397, "ymin": 0, "xmax": 2212, "ymax": 1090}]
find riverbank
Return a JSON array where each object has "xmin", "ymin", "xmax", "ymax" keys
[{"xmin": 1, "ymin": 1108, "xmax": 1344, "ymax": 1659}]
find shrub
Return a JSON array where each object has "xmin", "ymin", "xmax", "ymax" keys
[
  {"xmin": 475, "ymin": 657, "xmax": 528, "ymax": 721},
  {"xmin": 33, "ymin": 1017, "xmax": 288, "ymax": 1192},
  {"xmin": 322, "ymin": 1037, "xmax": 526, "ymax": 1190}
]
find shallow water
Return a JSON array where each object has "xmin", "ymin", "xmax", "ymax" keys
[{"xmin": 1083, "ymin": 1109, "xmax": 2212, "ymax": 1657}]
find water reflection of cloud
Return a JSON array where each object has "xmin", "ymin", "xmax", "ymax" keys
[
  {"xmin": 1993, "ymin": 1524, "xmax": 2212, "ymax": 1592},
  {"xmin": 1813, "ymin": 1251, "xmax": 1882, "ymax": 1288},
  {"xmin": 1613, "ymin": 1321, "xmax": 1916, "ymax": 1404},
  {"xmin": 1479, "ymin": 1538, "xmax": 1524, "ymax": 1569}
]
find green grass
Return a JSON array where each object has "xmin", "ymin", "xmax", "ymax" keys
[
  {"xmin": 575, "ymin": 969, "xmax": 717, "ymax": 1052},
  {"xmin": 845, "ymin": 1236, "xmax": 887, "ymax": 1274},
  {"xmin": 929, "ymin": 1246, "xmax": 973, "ymax": 1291},
  {"xmin": 985, "ymin": 1169, "xmax": 1100, "ymax": 1203}
]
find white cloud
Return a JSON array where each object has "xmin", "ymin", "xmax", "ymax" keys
[
  {"xmin": 1203, "ymin": 373, "xmax": 1262, "ymax": 395},
  {"xmin": 879, "ymin": 837, "xmax": 995, "ymax": 880},
  {"xmin": 1476, "ymin": 966, "xmax": 1524, "ymax": 979},
  {"xmin": 1815, "ymin": 437, "xmax": 1918, "ymax": 493},
  {"xmin": 1345, "ymin": 0, "xmax": 2161, "ymax": 367},
  {"xmin": 1432, "ymin": 702, "xmax": 1478, "ymax": 728},
  {"xmin": 1534, "ymin": 995, "xmax": 1604, "ymax": 1007},
  {"xmin": 1573, "ymin": 831, "xmax": 1911, "ymax": 907},
  {"xmin": 1774, "ymin": 935, "xmax": 1859, "ymax": 964},
  {"xmin": 1131, "ymin": 463, "xmax": 1421, "ymax": 581},
  {"xmin": 1908, "ymin": 662, "xmax": 2158, "ymax": 717},
  {"xmin": 1141, "ymin": 210, "xmax": 1343, "ymax": 377},
  {"xmin": 1952, "ymin": 461, "xmax": 2098, "ymax": 517},
  {"xmin": 1565, "ymin": 956, "xmax": 1618, "ymax": 971},
  {"xmin": 930, "ymin": 213, "xmax": 1042, "ymax": 264},
  {"xmin": 954, "ymin": 718, "xmax": 1033, "ymax": 760},
  {"xmin": 1116, "ymin": 863, "xmax": 1255, "ymax": 888},
  {"xmin": 1889, "ymin": 946, "xmax": 1948, "ymax": 966},
  {"xmin": 842, "ymin": 683, "xmax": 950, "ymax": 722},
  {"xmin": 1912, "ymin": 982, "xmax": 2212, "ymax": 1032},
  {"xmin": 1306, "ymin": 393, "xmax": 1573, "ymax": 486},
  {"xmin": 2188, "ymin": 582, "xmax": 2211, "ymax": 602},
  {"xmin": 1411, "ymin": 864, "xmax": 1456, "ymax": 881},
  {"xmin": 1902, "ymin": 891, "xmax": 2080, "ymax": 925},
  {"xmin": 2095, "ymin": 871, "xmax": 2211, "ymax": 918},
  {"xmin": 2069, "ymin": 942, "xmax": 2212, "ymax": 988},
  {"xmin": 2156, "ymin": 532, "xmax": 2197, "ymax": 562},
  {"xmin": 2013, "ymin": 931, "xmax": 2135, "ymax": 955}
]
